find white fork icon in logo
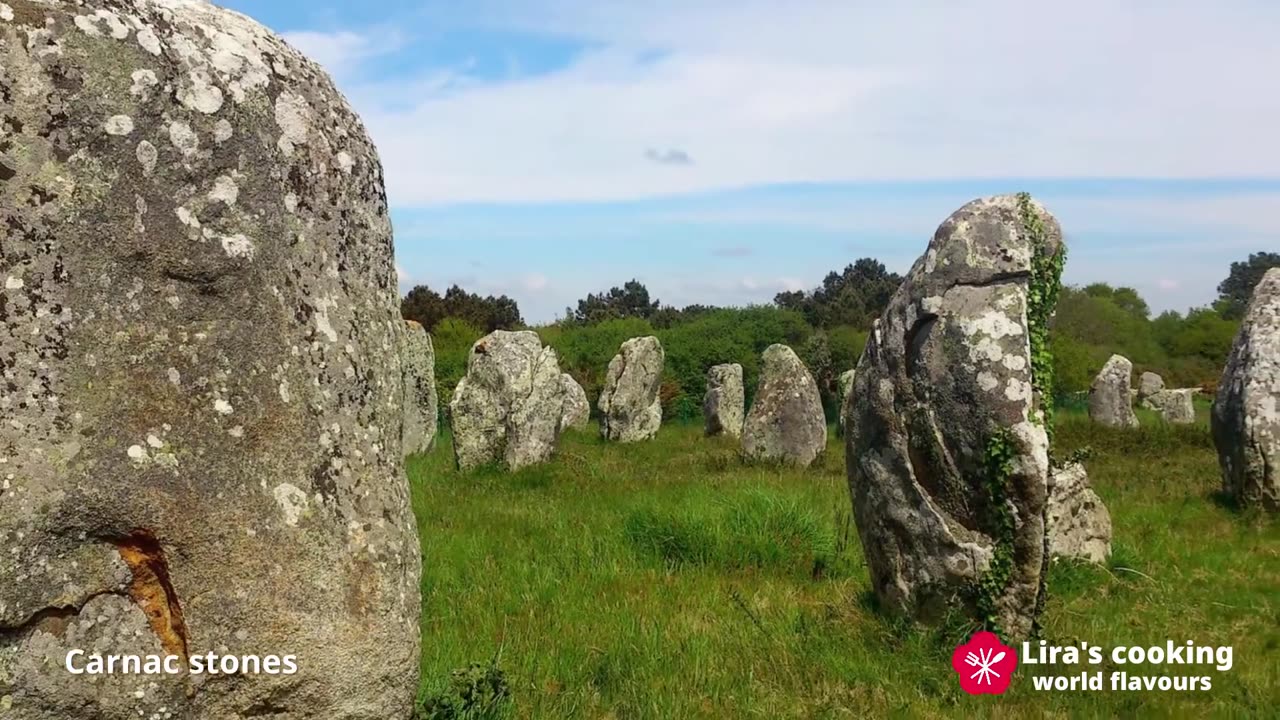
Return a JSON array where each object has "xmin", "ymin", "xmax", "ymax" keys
[{"xmin": 965, "ymin": 648, "xmax": 1007, "ymax": 685}]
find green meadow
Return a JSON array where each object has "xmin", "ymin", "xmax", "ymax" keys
[{"xmin": 408, "ymin": 408, "xmax": 1279, "ymax": 719}]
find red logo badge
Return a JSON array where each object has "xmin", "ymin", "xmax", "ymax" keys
[{"xmin": 952, "ymin": 631, "xmax": 1018, "ymax": 695}]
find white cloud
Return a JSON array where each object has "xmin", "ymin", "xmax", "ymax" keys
[
  {"xmin": 293, "ymin": 0, "xmax": 1280, "ymax": 206},
  {"xmin": 280, "ymin": 28, "xmax": 404, "ymax": 80}
]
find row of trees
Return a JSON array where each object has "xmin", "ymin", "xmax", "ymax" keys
[{"xmin": 402, "ymin": 252, "xmax": 1280, "ymax": 422}]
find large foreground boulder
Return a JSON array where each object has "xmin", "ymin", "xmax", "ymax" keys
[
  {"xmin": 1213, "ymin": 268, "xmax": 1280, "ymax": 511},
  {"xmin": 559, "ymin": 373, "xmax": 591, "ymax": 431},
  {"xmin": 1146, "ymin": 389, "xmax": 1196, "ymax": 425},
  {"xmin": 0, "ymin": 2, "xmax": 420, "ymax": 716},
  {"xmin": 704, "ymin": 363, "xmax": 745, "ymax": 438},
  {"xmin": 1046, "ymin": 464, "xmax": 1112, "ymax": 564},
  {"xmin": 451, "ymin": 331, "xmax": 565, "ymax": 470},
  {"xmin": 743, "ymin": 345, "xmax": 826, "ymax": 466},
  {"xmin": 1089, "ymin": 355, "xmax": 1139, "ymax": 428},
  {"xmin": 403, "ymin": 321, "xmax": 439, "ymax": 455},
  {"xmin": 845, "ymin": 194, "xmax": 1064, "ymax": 639},
  {"xmin": 599, "ymin": 336, "xmax": 664, "ymax": 442}
]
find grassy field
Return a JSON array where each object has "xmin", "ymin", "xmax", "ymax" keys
[{"xmin": 407, "ymin": 407, "xmax": 1279, "ymax": 719}]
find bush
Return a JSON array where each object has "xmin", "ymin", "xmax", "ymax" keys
[{"xmin": 417, "ymin": 661, "xmax": 512, "ymax": 720}]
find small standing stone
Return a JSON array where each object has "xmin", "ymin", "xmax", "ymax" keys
[
  {"xmin": 743, "ymin": 345, "xmax": 826, "ymax": 466},
  {"xmin": 1212, "ymin": 268, "xmax": 1280, "ymax": 511},
  {"xmin": 1146, "ymin": 389, "xmax": 1196, "ymax": 425},
  {"xmin": 599, "ymin": 336, "xmax": 665, "ymax": 443},
  {"xmin": 1046, "ymin": 464, "xmax": 1112, "ymax": 564},
  {"xmin": 559, "ymin": 373, "xmax": 591, "ymax": 431},
  {"xmin": 837, "ymin": 369, "xmax": 856, "ymax": 435},
  {"xmin": 451, "ymin": 331, "xmax": 566, "ymax": 470},
  {"xmin": 402, "ymin": 320, "xmax": 439, "ymax": 456},
  {"xmin": 1089, "ymin": 355, "xmax": 1139, "ymax": 428},
  {"xmin": 704, "ymin": 364, "xmax": 745, "ymax": 438},
  {"xmin": 1137, "ymin": 371, "xmax": 1165, "ymax": 403}
]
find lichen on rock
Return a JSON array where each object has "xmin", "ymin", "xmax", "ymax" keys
[
  {"xmin": 1213, "ymin": 268, "xmax": 1280, "ymax": 511},
  {"xmin": 844, "ymin": 194, "xmax": 1066, "ymax": 639},
  {"xmin": 0, "ymin": 1, "xmax": 420, "ymax": 716}
]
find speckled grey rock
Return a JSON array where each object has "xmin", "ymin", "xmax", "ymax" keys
[
  {"xmin": 559, "ymin": 373, "xmax": 590, "ymax": 431},
  {"xmin": 1089, "ymin": 355, "xmax": 1139, "ymax": 428},
  {"xmin": 703, "ymin": 363, "xmax": 744, "ymax": 439},
  {"xmin": 837, "ymin": 369, "xmax": 856, "ymax": 435},
  {"xmin": 599, "ymin": 336, "xmax": 664, "ymax": 443},
  {"xmin": 1046, "ymin": 464, "xmax": 1112, "ymax": 564},
  {"xmin": 1137, "ymin": 371, "xmax": 1165, "ymax": 402},
  {"xmin": 450, "ymin": 330, "xmax": 565, "ymax": 470},
  {"xmin": 1146, "ymin": 388, "xmax": 1196, "ymax": 425},
  {"xmin": 743, "ymin": 345, "xmax": 826, "ymax": 466},
  {"xmin": 844, "ymin": 195, "xmax": 1063, "ymax": 640},
  {"xmin": 403, "ymin": 320, "xmax": 438, "ymax": 455},
  {"xmin": 0, "ymin": 2, "xmax": 420, "ymax": 718},
  {"xmin": 1213, "ymin": 268, "xmax": 1280, "ymax": 512}
]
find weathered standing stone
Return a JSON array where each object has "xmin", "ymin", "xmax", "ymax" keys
[
  {"xmin": 1137, "ymin": 371, "xmax": 1165, "ymax": 402},
  {"xmin": 704, "ymin": 363, "xmax": 745, "ymax": 438},
  {"xmin": 1146, "ymin": 389, "xmax": 1196, "ymax": 425},
  {"xmin": 0, "ymin": 3, "xmax": 420, "ymax": 717},
  {"xmin": 845, "ymin": 194, "xmax": 1064, "ymax": 639},
  {"xmin": 450, "ymin": 331, "xmax": 566, "ymax": 470},
  {"xmin": 1046, "ymin": 464, "xmax": 1112, "ymax": 564},
  {"xmin": 1089, "ymin": 355, "xmax": 1139, "ymax": 428},
  {"xmin": 837, "ymin": 369, "xmax": 856, "ymax": 435},
  {"xmin": 743, "ymin": 345, "xmax": 826, "ymax": 466},
  {"xmin": 1213, "ymin": 268, "xmax": 1280, "ymax": 511},
  {"xmin": 403, "ymin": 321, "xmax": 439, "ymax": 455},
  {"xmin": 559, "ymin": 373, "xmax": 591, "ymax": 431},
  {"xmin": 599, "ymin": 336, "xmax": 664, "ymax": 442}
]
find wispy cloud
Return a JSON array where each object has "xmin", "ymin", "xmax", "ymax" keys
[
  {"xmin": 644, "ymin": 148, "xmax": 694, "ymax": 166},
  {"xmin": 286, "ymin": 0, "xmax": 1280, "ymax": 206}
]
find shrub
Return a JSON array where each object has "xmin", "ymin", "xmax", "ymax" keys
[{"xmin": 417, "ymin": 661, "xmax": 512, "ymax": 720}]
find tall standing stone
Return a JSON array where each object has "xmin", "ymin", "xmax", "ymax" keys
[
  {"xmin": 1213, "ymin": 268, "xmax": 1280, "ymax": 511},
  {"xmin": 450, "ymin": 331, "xmax": 566, "ymax": 471},
  {"xmin": 599, "ymin": 336, "xmax": 664, "ymax": 442},
  {"xmin": 559, "ymin": 373, "xmax": 591, "ymax": 431},
  {"xmin": 845, "ymin": 194, "xmax": 1064, "ymax": 639},
  {"xmin": 403, "ymin": 321, "xmax": 439, "ymax": 456},
  {"xmin": 704, "ymin": 363, "xmax": 745, "ymax": 438},
  {"xmin": 1089, "ymin": 355, "xmax": 1139, "ymax": 428},
  {"xmin": 743, "ymin": 345, "xmax": 826, "ymax": 466},
  {"xmin": 0, "ymin": 2, "xmax": 420, "ymax": 716}
]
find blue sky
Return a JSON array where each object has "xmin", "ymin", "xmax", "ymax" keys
[{"xmin": 227, "ymin": 0, "xmax": 1280, "ymax": 323}]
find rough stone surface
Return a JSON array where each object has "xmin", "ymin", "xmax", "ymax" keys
[
  {"xmin": 703, "ymin": 363, "xmax": 745, "ymax": 438},
  {"xmin": 402, "ymin": 320, "xmax": 438, "ymax": 455},
  {"xmin": 599, "ymin": 336, "xmax": 664, "ymax": 442},
  {"xmin": 1046, "ymin": 464, "xmax": 1112, "ymax": 564},
  {"xmin": 450, "ymin": 330, "xmax": 565, "ymax": 470},
  {"xmin": 844, "ymin": 194, "xmax": 1063, "ymax": 639},
  {"xmin": 1146, "ymin": 388, "xmax": 1196, "ymax": 425},
  {"xmin": 0, "ymin": 2, "xmax": 421, "ymax": 717},
  {"xmin": 743, "ymin": 345, "xmax": 826, "ymax": 466},
  {"xmin": 1089, "ymin": 355, "xmax": 1139, "ymax": 428},
  {"xmin": 1137, "ymin": 371, "xmax": 1165, "ymax": 402},
  {"xmin": 559, "ymin": 373, "xmax": 591, "ymax": 431},
  {"xmin": 837, "ymin": 369, "xmax": 856, "ymax": 435},
  {"xmin": 1213, "ymin": 268, "xmax": 1280, "ymax": 511}
]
